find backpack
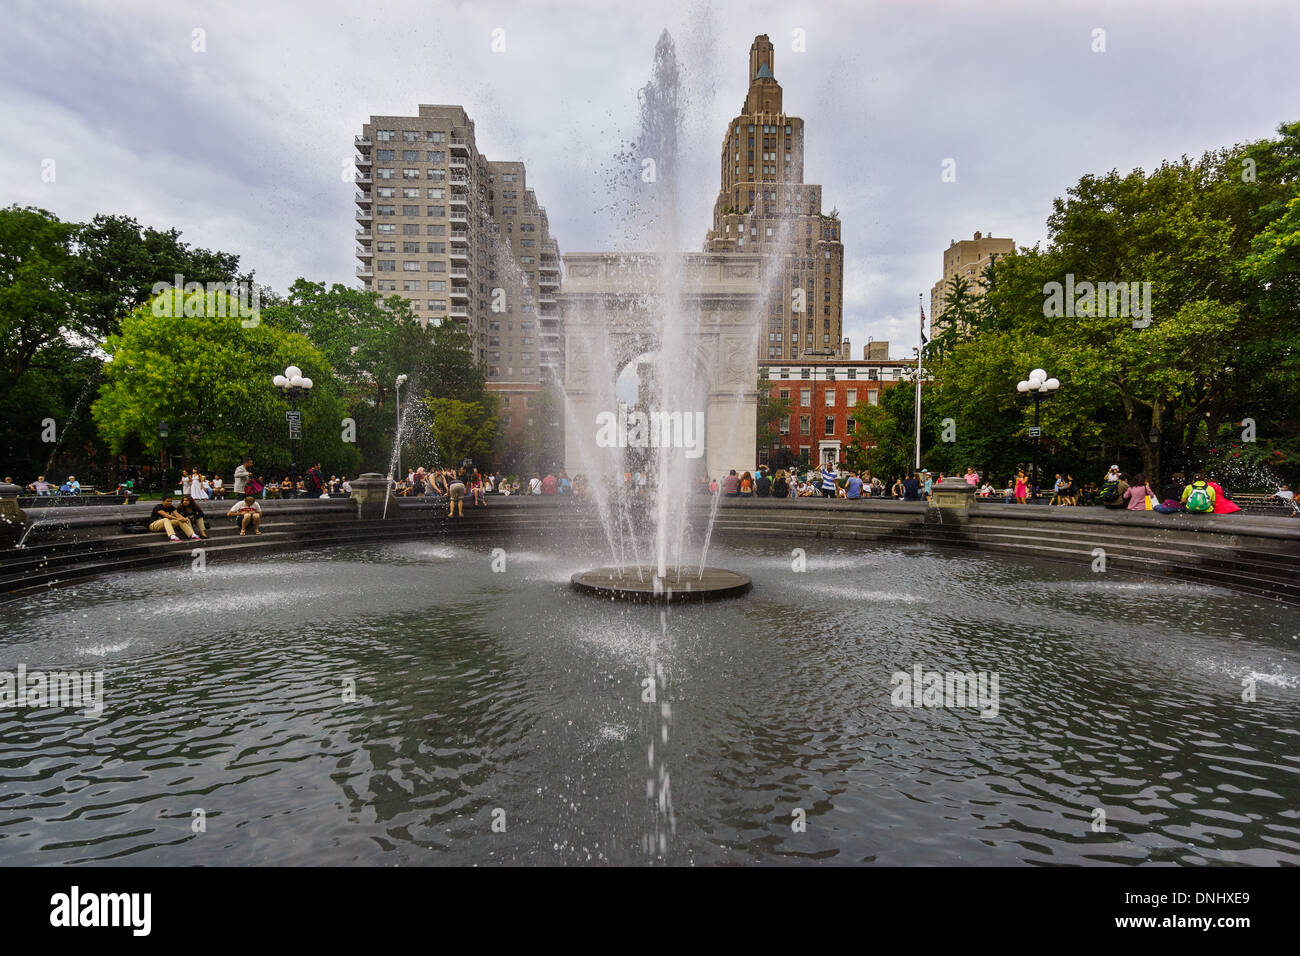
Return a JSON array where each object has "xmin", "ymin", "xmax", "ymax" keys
[{"xmin": 1185, "ymin": 481, "xmax": 1214, "ymax": 513}]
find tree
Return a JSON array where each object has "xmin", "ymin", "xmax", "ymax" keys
[
  {"xmin": 69, "ymin": 213, "xmax": 248, "ymax": 339},
  {"xmin": 756, "ymin": 369, "xmax": 791, "ymax": 459},
  {"xmin": 261, "ymin": 281, "xmax": 491, "ymax": 472},
  {"xmin": 424, "ymin": 397, "xmax": 498, "ymax": 469},
  {"xmin": 92, "ymin": 290, "xmax": 357, "ymax": 484}
]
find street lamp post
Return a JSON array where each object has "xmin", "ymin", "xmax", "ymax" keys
[
  {"xmin": 1016, "ymin": 368, "xmax": 1060, "ymax": 502},
  {"xmin": 157, "ymin": 420, "xmax": 170, "ymax": 492},
  {"xmin": 272, "ymin": 365, "xmax": 314, "ymax": 493},
  {"xmin": 395, "ymin": 374, "xmax": 409, "ymax": 481}
]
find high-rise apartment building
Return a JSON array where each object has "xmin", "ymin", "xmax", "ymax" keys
[
  {"xmin": 353, "ymin": 105, "xmax": 563, "ymax": 392},
  {"xmin": 703, "ymin": 35, "xmax": 845, "ymax": 363},
  {"xmin": 929, "ymin": 230, "xmax": 1014, "ymax": 334}
]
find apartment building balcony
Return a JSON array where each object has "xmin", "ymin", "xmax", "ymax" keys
[
  {"xmin": 449, "ymin": 229, "xmax": 469, "ymax": 245},
  {"xmin": 354, "ymin": 174, "xmax": 373, "ymax": 185},
  {"xmin": 449, "ymin": 211, "xmax": 468, "ymax": 225},
  {"xmin": 355, "ymin": 135, "xmax": 372, "ymax": 151},
  {"xmin": 354, "ymin": 191, "xmax": 371, "ymax": 207},
  {"xmin": 356, "ymin": 265, "xmax": 373, "ymax": 278},
  {"xmin": 449, "ymin": 305, "xmax": 469, "ymax": 318},
  {"xmin": 449, "ymin": 194, "xmax": 468, "ymax": 209},
  {"xmin": 355, "ymin": 209, "xmax": 372, "ymax": 222},
  {"xmin": 356, "ymin": 230, "xmax": 373, "ymax": 241},
  {"xmin": 449, "ymin": 137, "xmax": 470, "ymax": 154},
  {"xmin": 449, "ymin": 155, "xmax": 468, "ymax": 170},
  {"xmin": 354, "ymin": 154, "xmax": 372, "ymax": 168},
  {"xmin": 448, "ymin": 247, "xmax": 469, "ymax": 262},
  {"xmin": 449, "ymin": 171, "xmax": 469, "ymax": 184},
  {"xmin": 356, "ymin": 246, "xmax": 373, "ymax": 259},
  {"xmin": 538, "ymin": 294, "xmax": 556, "ymax": 305},
  {"xmin": 449, "ymin": 267, "xmax": 469, "ymax": 279},
  {"xmin": 538, "ymin": 275, "xmax": 559, "ymax": 290}
]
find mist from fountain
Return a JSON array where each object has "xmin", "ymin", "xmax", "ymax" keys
[{"xmin": 572, "ymin": 30, "xmax": 799, "ymax": 587}]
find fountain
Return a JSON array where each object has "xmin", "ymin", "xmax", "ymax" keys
[{"xmin": 565, "ymin": 31, "xmax": 771, "ymax": 602}]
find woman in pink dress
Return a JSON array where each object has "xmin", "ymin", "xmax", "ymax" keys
[{"xmin": 1014, "ymin": 471, "xmax": 1028, "ymax": 504}]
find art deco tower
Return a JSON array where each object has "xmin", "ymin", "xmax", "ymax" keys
[{"xmin": 703, "ymin": 35, "xmax": 845, "ymax": 362}]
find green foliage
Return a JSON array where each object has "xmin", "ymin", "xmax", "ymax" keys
[
  {"xmin": 869, "ymin": 120, "xmax": 1300, "ymax": 488},
  {"xmin": 260, "ymin": 280, "xmax": 491, "ymax": 472},
  {"xmin": 92, "ymin": 291, "xmax": 357, "ymax": 481},
  {"xmin": 424, "ymin": 396, "xmax": 498, "ymax": 468}
]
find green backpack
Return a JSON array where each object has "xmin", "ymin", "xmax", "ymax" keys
[{"xmin": 1185, "ymin": 481, "xmax": 1214, "ymax": 513}]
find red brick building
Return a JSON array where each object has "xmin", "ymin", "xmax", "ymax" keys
[{"xmin": 759, "ymin": 357, "xmax": 912, "ymax": 467}]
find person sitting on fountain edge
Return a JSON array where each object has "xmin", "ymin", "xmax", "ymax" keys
[
  {"xmin": 150, "ymin": 495, "xmax": 200, "ymax": 542},
  {"xmin": 227, "ymin": 493, "xmax": 263, "ymax": 535}
]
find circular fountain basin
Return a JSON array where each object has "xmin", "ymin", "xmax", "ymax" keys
[{"xmin": 571, "ymin": 566, "xmax": 751, "ymax": 603}]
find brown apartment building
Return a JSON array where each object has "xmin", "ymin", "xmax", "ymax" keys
[
  {"xmin": 929, "ymin": 230, "xmax": 1015, "ymax": 335},
  {"xmin": 354, "ymin": 105, "xmax": 563, "ymax": 424},
  {"xmin": 703, "ymin": 35, "xmax": 846, "ymax": 363}
]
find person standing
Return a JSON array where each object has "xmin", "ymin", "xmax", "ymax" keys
[
  {"xmin": 306, "ymin": 462, "xmax": 327, "ymax": 498},
  {"xmin": 1014, "ymin": 470, "xmax": 1029, "ymax": 504},
  {"xmin": 234, "ymin": 457, "xmax": 253, "ymax": 497},
  {"xmin": 820, "ymin": 463, "xmax": 838, "ymax": 498}
]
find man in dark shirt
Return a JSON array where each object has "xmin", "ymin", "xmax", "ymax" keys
[
  {"xmin": 149, "ymin": 496, "xmax": 198, "ymax": 541},
  {"xmin": 903, "ymin": 474, "xmax": 922, "ymax": 500},
  {"xmin": 755, "ymin": 471, "xmax": 772, "ymax": 497}
]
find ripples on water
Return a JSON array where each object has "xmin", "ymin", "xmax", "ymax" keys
[{"xmin": 0, "ymin": 541, "xmax": 1296, "ymax": 866}]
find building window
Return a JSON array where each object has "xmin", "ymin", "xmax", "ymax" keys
[
  {"xmin": 428, "ymin": 206, "xmax": 445, "ymax": 217},
  {"xmin": 427, "ymin": 131, "xmax": 445, "ymax": 143},
  {"xmin": 824, "ymin": 417, "xmax": 835, "ymax": 435},
  {"xmin": 847, "ymin": 389, "xmax": 857, "ymax": 406},
  {"xmin": 847, "ymin": 419, "xmax": 857, "ymax": 434},
  {"xmin": 779, "ymin": 416, "xmax": 789, "ymax": 434},
  {"xmin": 402, "ymin": 204, "xmax": 419, "ymax": 216},
  {"xmin": 427, "ymin": 280, "xmax": 446, "ymax": 292},
  {"xmin": 376, "ymin": 130, "xmax": 396, "ymax": 141},
  {"xmin": 825, "ymin": 391, "xmax": 835, "ymax": 406},
  {"xmin": 427, "ymin": 243, "xmax": 445, "ymax": 254},
  {"xmin": 428, "ymin": 261, "xmax": 446, "ymax": 272},
  {"xmin": 377, "ymin": 260, "xmax": 395, "ymax": 272},
  {"xmin": 868, "ymin": 390, "xmax": 879, "ymax": 406},
  {"xmin": 800, "ymin": 388, "xmax": 810, "ymax": 406},
  {"xmin": 799, "ymin": 415, "xmax": 810, "ymax": 436},
  {"xmin": 403, "ymin": 169, "xmax": 420, "ymax": 180},
  {"xmin": 402, "ymin": 261, "xmax": 421, "ymax": 271}
]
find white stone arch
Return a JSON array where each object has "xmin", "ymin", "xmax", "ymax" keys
[{"xmin": 561, "ymin": 253, "xmax": 763, "ymax": 480}]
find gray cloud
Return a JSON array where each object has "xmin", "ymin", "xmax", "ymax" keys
[{"xmin": 2, "ymin": 0, "xmax": 1296, "ymax": 359}]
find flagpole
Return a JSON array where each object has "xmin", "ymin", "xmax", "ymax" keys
[{"xmin": 914, "ymin": 294, "xmax": 923, "ymax": 471}]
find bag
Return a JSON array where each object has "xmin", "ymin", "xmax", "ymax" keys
[
  {"xmin": 1185, "ymin": 482, "xmax": 1213, "ymax": 513},
  {"xmin": 1100, "ymin": 480, "xmax": 1120, "ymax": 503},
  {"xmin": 1144, "ymin": 494, "xmax": 1154, "ymax": 511},
  {"xmin": 246, "ymin": 478, "xmax": 263, "ymax": 494}
]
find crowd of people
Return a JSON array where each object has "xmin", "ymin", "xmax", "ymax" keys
[{"xmin": 703, "ymin": 462, "xmax": 1298, "ymax": 518}]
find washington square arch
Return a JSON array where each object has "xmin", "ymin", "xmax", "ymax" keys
[{"xmin": 559, "ymin": 252, "xmax": 765, "ymax": 484}]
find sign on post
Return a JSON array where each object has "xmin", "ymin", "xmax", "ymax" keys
[
  {"xmin": 286, "ymin": 411, "xmax": 302, "ymax": 439},
  {"xmin": 1028, "ymin": 426, "xmax": 1042, "ymax": 438}
]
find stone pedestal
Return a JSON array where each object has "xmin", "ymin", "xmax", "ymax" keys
[
  {"xmin": 349, "ymin": 473, "xmax": 396, "ymax": 520},
  {"xmin": 929, "ymin": 478, "xmax": 977, "ymax": 510},
  {"xmin": 0, "ymin": 482, "xmax": 29, "ymax": 547}
]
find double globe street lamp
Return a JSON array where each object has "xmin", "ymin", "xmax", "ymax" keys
[
  {"xmin": 1016, "ymin": 368, "xmax": 1060, "ymax": 502},
  {"xmin": 272, "ymin": 365, "xmax": 313, "ymax": 493}
]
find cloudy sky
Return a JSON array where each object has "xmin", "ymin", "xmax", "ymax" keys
[{"xmin": 2, "ymin": 0, "xmax": 1297, "ymax": 358}]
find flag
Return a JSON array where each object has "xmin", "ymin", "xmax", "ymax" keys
[{"xmin": 920, "ymin": 299, "xmax": 929, "ymax": 346}]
